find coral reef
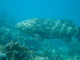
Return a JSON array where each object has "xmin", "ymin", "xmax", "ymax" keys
[
  {"xmin": 0, "ymin": 26, "xmax": 28, "ymax": 45},
  {"xmin": 0, "ymin": 37, "xmax": 80, "ymax": 60},
  {"xmin": 5, "ymin": 42, "xmax": 29, "ymax": 60},
  {"xmin": 0, "ymin": 42, "xmax": 42, "ymax": 60}
]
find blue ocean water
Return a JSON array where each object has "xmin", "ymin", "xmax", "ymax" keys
[
  {"xmin": 0, "ymin": 0, "xmax": 80, "ymax": 25},
  {"xmin": 0, "ymin": 0, "xmax": 80, "ymax": 60}
]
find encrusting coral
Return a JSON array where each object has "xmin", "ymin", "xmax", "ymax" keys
[{"xmin": 4, "ymin": 42, "xmax": 29, "ymax": 60}]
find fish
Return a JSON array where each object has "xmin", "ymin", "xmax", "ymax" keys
[{"xmin": 15, "ymin": 18, "xmax": 80, "ymax": 42}]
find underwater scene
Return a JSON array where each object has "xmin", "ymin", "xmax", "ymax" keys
[{"xmin": 0, "ymin": 0, "xmax": 80, "ymax": 60}]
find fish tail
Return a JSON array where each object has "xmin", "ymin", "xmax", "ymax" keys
[{"xmin": 73, "ymin": 27, "xmax": 80, "ymax": 42}]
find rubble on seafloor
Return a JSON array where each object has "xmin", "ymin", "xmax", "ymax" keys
[
  {"xmin": 0, "ymin": 42, "xmax": 35, "ymax": 60},
  {"xmin": 0, "ymin": 42, "xmax": 80, "ymax": 60}
]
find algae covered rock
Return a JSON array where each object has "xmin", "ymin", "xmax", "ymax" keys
[
  {"xmin": 0, "ymin": 26, "xmax": 28, "ymax": 45},
  {"xmin": 0, "ymin": 27, "xmax": 13, "ymax": 45},
  {"xmin": 4, "ymin": 42, "xmax": 29, "ymax": 60}
]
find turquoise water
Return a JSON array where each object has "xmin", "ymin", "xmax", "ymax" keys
[
  {"xmin": 0, "ymin": 0, "xmax": 80, "ymax": 60},
  {"xmin": 0, "ymin": 0, "xmax": 80, "ymax": 25}
]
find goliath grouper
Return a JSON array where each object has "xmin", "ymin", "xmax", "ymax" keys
[{"xmin": 15, "ymin": 18, "xmax": 80, "ymax": 42}]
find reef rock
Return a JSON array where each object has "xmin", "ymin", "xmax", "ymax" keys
[{"xmin": 5, "ymin": 42, "xmax": 29, "ymax": 60}]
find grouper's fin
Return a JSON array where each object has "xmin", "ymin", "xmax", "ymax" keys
[
  {"xmin": 73, "ymin": 27, "xmax": 80, "ymax": 43},
  {"xmin": 33, "ymin": 34, "xmax": 43, "ymax": 41},
  {"xmin": 60, "ymin": 37, "xmax": 72, "ymax": 42}
]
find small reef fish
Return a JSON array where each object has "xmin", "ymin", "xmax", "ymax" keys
[{"xmin": 15, "ymin": 18, "xmax": 80, "ymax": 42}]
